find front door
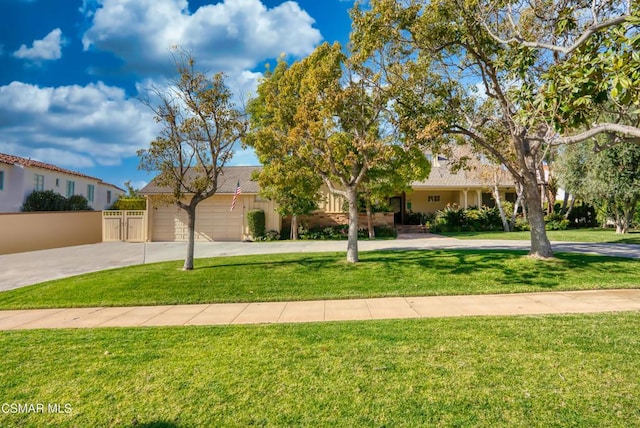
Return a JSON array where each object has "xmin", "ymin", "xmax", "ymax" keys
[{"xmin": 389, "ymin": 196, "xmax": 403, "ymax": 224}]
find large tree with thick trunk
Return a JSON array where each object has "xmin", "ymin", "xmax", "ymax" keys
[{"xmin": 351, "ymin": 0, "xmax": 639, "ymax": 258}]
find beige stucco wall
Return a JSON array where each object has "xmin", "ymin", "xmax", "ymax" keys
[{"xmin": 0, "ymin": 211, "xmax": 102, "ymax": 254}]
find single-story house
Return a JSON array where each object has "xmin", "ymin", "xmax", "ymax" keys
[
  {"xmin": 140, "ymin": 157, "xmax": 516, "ymax": 242},
  {"xmin": 0, "ymin": 152, "xmax": 125, "ymax": 212},
  {"xmin": 140, "ymin": 167, "xmax": 280, "ymax": 242}
]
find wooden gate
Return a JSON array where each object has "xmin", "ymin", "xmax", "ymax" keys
[{"xmin": 102, "ymin": 210, "xmax": 147, "ymax": 242}]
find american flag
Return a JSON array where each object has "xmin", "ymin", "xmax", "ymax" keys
[{"xmin": 230, "ymin": 181, "xmax": 241, "ymax": 212}]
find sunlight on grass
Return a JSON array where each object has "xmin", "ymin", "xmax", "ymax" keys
[
  {"xmin": 0, "ymin": 250, "xmax": 638, "ymax": 309},
  {"xmin": 1, "ymin": 313, "xmax": 639, "ymax": 426}
]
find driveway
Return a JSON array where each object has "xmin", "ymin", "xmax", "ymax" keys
[{"xmin": 1, "ymin": 235, "xmax": 639, "ymax": 291}]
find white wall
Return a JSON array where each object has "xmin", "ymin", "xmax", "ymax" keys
[{"xmin": 0, "ymin": 163, "xmax": 123, "ymax": 212}]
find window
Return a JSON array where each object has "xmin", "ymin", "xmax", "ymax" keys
[
  {"xmin": 34, "ymin": 174, "xmax": 44, "ymax": 191},
  {"xmin": 55, "ymin": 178, "xmax": 60, "ymax": 187},
  {"xmin": 66, "ymin": 180, "xmax": 75, "ymax": 197},
  {"xmin": 87, "ymin": 184, "xmax": 95, "ymax": 202},
  {"xmin": 107, "ymin": 190, "xmax": 112, "ymax": 204},
  {"xmin": 427, "ymin": 195, "xmax": 440, "ymax": 202},
  {"xmin": 0, "ymin": 171, "xmax": 4, "ymax": 190}
]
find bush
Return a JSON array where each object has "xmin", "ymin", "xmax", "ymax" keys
[
  {"xmin": 109, "ymin": 197, "xmax": 146, "ymax": 210},
  {"xmin": 514, "ymin": 217, "xmax": 530, "ymax": 231},
  {"xmin": 567, "ymin": 204, "xmax": 597, "ymax": 228},
  {"xmin": 545, "ymin": 212, "xmax": 569, "ymax": 230},
  {"xmin": 21, "ymin": 190, "xmax": 92, "ymax": 212},
  {"xmin": 247, "ymin": 209, "xmax": 266, "ymax": 238},
  {"xmin": 21, "ymin": 190, "xmax": 68, "ymax": 211},
  {"xmin": 298, "ymin": 224, "xmax": 396, "ymax": 240},
  {"xmin": 66, "ymin": 195, "xmax": 92, "ymax": 211}
]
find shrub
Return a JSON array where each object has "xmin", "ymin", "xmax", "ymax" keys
[
  {"xmin": 567, "ymin": 204, "xmax": 597, "ymax": 228},
  {"xmin": 247, "ymin": 209, "xmax": 266, "ymax": 238},
  {"xmin": 66, "ymin": 195, "xmax": 92, "ymax": 211},
  {"xmin": 21, "ymin": 190, "xmax": 68, "ymax": 212},
  {"xmin": 545, "ymin": 212, "xmax": 569, "ymax": 230},
  {"xmin": 514, "ymin": 217, "xmax": 530, "ymax": 231},
  {"xmin": 110, "ymin": 197, "xmax": 146, "ymax": 210}
]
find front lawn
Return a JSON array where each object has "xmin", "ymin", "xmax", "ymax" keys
[
  {"xmin": 0, "ymin": 250, "xmax": 638, "ymax": 309},
  {"xmin": 438, "ymin": 228, "xmax": 640, "ymax": 244},
  {"xmin": 1, "ymin": 313, "xmax": 639, "ymax": 427}
]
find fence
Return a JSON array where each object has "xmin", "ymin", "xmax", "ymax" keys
[
  {"xmin": 102, "ymin": 210, "xmax": 147, "ymax": 242},
  {"xmin": 0, "ymin": 211, "xmax": 102, "ymax": 255}
]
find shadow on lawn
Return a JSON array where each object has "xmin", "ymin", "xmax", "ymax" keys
[{"xmin": 191, "ymin": 249, "xmax": 636, "ymax": 292}]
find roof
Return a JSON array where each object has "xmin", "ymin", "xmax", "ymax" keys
[
  {"xmin": 411, "ymin": 161, "xmax": 515, "ymax": 189},
  {"xmin": 0, "ymin": 152, "xmax": 125, "ymax": 191},
  {"xmin": 140, "ymin": 166, "xmax": 262, "ymax": 195}
]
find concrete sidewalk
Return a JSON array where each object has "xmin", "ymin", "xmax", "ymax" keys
[{"xmin": 1, "ymin": 289, "xmax": 639, "ymax": 331}]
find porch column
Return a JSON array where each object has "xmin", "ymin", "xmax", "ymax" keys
[
  {"xmin": 476, "ymin": 190, "xmax": 482, "ymax": 207},
  {"xmin": 462, "ymin": 189, "xmax": 469, "ymax": 209}
]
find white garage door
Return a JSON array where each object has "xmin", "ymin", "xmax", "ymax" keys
[{"xmin": 152, "ymin": 196, "xmax": 243, "ymax": 241}]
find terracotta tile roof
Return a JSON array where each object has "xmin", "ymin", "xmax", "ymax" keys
[
  {"xmin": 140, "ymin": 166, "xmax": 262, "ymax": 195},
  {"xmin": 0, "ymin": 152, "xmax": 124, "ymax": 190}
]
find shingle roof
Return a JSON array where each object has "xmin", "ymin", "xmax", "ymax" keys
[
  {"xmin": 0, "ymin": 152, "xmax": 124, "ymax": 191},
  {"xmin": 140, "ymin": 166, "xmax": 262, "ymax": 195},
  {"xmin": 411, "ymin": 161, "xmax": 515, "ymax": 188}
]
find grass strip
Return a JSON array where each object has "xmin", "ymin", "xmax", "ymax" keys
[{"xmin": 0, "ymin": 250, "xmax": 638, "ymax": 309}]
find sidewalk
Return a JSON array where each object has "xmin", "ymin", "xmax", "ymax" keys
[{"xmin": 1, "ymin": 289, "xmax": 639, "ymax": 331}]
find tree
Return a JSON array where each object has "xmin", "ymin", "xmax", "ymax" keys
[
  {"xmin": 21, "ymin": 190, "xmax": 91, "ymax": 212},
  {"xmin": 248, "ymin": 42, "xmax": 429, "ymax": 262},
  {"xmin": 556, "ymin": 142, "xmax": 640, "ymax": 233},
  {"xmin": 350, "ymin": 0, "xmax": 637, "ymax": 258},
  {"xmin": 138, "ymin": 51, "xmax": 246, "ymax": 270},
  {"xmin": 246, "ymin": 59, "xmax": 323, "ymax": 240}
]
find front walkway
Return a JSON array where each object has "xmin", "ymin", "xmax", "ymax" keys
[{"xmin": 1, "ymin": 289, "xmax": 639, "ymax": 331}]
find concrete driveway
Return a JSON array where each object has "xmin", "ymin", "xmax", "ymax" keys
[{"xmin": 1, "ymin": 235, "xmax": 639, "ymax": 291}]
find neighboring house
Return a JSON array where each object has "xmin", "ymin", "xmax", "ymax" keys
[
  {"xmin": 141, "ymin": 159, "xmax": 517, "ymax": 242},
  {"xmin": 0, "ymin": 153, "xmax": 124, "ymax": 212}
]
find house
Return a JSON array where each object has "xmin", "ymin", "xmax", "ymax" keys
[
  {"xmin": 140, "ymin": 159, "xmax": 516, "ymax": 242},
  {"xmin": 0, "ymin": 153, "xmax": 125, "ymax": 212},
  {"xmin": 140, "ymin": 166, "xmax": 280, "ymax": 242}
]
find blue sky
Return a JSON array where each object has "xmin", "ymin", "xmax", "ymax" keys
[{"xmin": 0, "ymin": 0, "xmax": 356, "ymax": 189}]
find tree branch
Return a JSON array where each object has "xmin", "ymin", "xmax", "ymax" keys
[
  {"xmin": 550, "ymin": 123, "xmax": 640, "ymax": 145},
  {"xmin": 482, "ymin": 15, "xmax": 629, "ymax": 55}
]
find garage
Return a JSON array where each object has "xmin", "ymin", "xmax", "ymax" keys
[{"xmin": 151, "ymin": 195, "xmax": 243, "ymax": 242}]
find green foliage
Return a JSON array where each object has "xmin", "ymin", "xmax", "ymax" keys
[
  {"xmin": 247, "ymin": 209, "xmax": 266, "ymax": 239},
  {"xmin": 429, "ymin": 206, "xmax": 503, "ymax": 233},
  {"xmin": 544, "ymin": 213, "xmax": 570, "ymax": 230},
  {"xmin": 21, "ymin": 190, "xmax": 68, "ymax": 212},
  {"xmin": 567, "ymin": 204, "xmax": 598, "ymax": 228},
  {"xmin": 109, "ymin": 197, "xmax": 146, "ymax": 210},
  {"xmin": 21, "ymin": 190, "xmax": 92, "ymax": 212},
  {"xmin": 298, "ymin": 224, "xmax": 396, "ymax": 240}
]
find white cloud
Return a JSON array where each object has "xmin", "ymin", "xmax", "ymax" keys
[
  {"xmin": 81, "ymin": 0, "xmax": 322, "ymax": 75},
  {"xmin": 0, "ymin": 81, "xmax": 161, "ymax": 167},
  {"xmin": 13, "ymin": 28, "xmax": 64, "ymax": 62}
]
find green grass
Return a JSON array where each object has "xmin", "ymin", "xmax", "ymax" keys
[
  {"xmin": 1, "ymin": 250, "xmax": 639, "ymax": 310},
  {"xmin": 438, "ymin": 228, "xmax": 640, "ymax": 244},
  {"xmin": 1, "ymin": 313, "xmax": 640, "ymax": 427}
]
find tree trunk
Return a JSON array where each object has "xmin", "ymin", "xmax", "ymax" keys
[
  {"xmin": 366, "ymin": 198, "xmax": 375, "ymax": 239},
  {"xmin": 346, "ymin": 187, "xmax": 360, "ymax": 263},
  {"xmin": 183, "ymin": 205, "xmax": 197, "ymax": 270},
  {"xmin": 510, "ymin": 190, "xmax": 524, "ymax": 232},
  {"xmin": 492, "ymin": 182, "xmax": 510, "ymax": 232},
  {"xmin": 564, "ymin": 197, "xmax": 576, "ymax": 219},
  {"xmin": 291, "ymin": 214, "xmax": 299, "ymax": 240},
  {"xmin": 523, "ymin": 176, "xmax": 554, "ymax": 258},
  {"xmin": 560, "ymin": 192, "xmax": 570, "ymax": 216}
]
